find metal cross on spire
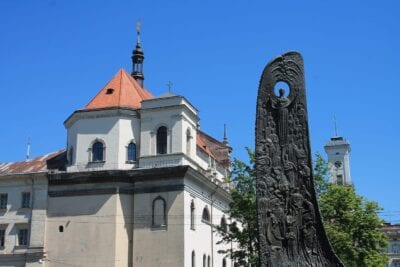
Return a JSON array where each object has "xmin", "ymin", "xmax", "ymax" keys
[
  {"xmin": 136, "ymin": 18, "xmax": 141, "ymax": 45},
  {"xmin": 166, "ymin": 81, "xmax": 173, "ymax": 92}
]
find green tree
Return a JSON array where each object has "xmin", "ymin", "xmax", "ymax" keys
[
  {"xmin": 218, "ymin": 149, "xmax": 388, "ymax": 267},
  {"xmin": 313, "ymin": 152, "xmax": 329, "ymax": 196},
  {"xmin": 315, "ymin": 155, "xmax": 388, "ymax": 267},
  {"xmin": 216, "ymin": 148, "xmax": 259, "ymax": 266}
]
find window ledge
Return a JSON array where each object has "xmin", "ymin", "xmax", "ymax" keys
[
  {"xmin": 14, "ymin": 245, "xmax": 28, "ymax": 250},
  {"xmin": 88, "ymin": 161, "xmax": 105, "ymax": 164},
  {"xmin": 151, "ymin": 225, "xmax": 167, "ymax": 231},
  {"xmin": 201, "ymin": 219, "xmax": 211, "ymax": 225},
  {"xmin": 18, "ymin": 207, "xmax": 31, "ymax": 211},
  {"xmin": 125, "ymin": 160, "xmax": 137, "ymax": 164}
]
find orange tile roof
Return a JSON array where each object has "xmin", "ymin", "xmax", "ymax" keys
[
  {"xmin": 197, "ymin": 131, "xmax": 230, "ymax": 167},
  {"xmin": 84, "ymin": 68, "xmax": 153, "ymax": 110},
  {"xmin": 0, "ymin": 150, "xmax": 65, "ymax": 176}
]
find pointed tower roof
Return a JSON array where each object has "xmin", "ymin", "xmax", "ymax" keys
[{"xmin": 84, "ymin": 68, "xmax": 153, "ymax": 110}]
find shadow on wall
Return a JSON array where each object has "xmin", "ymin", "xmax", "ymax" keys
[{"xmin": 47, "ymin": 194, "xmax": 113, "ymax": 217}]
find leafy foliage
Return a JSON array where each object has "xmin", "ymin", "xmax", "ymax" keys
[
  {"xmin": 217, "ymin": 149, "xmax": 388, "ymax": 267},
  {"xmin": 216, "ymin": 148, "xmax": 259, "ymax": 266},
  {"xmin": 313, "ymin": 152, "xmax": 329, "ymax": 196},
  {"xmin": 315, "ymin": 154, "xmax": 388, "ymax": 267}
]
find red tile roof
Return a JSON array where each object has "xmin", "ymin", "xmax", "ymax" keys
[
  {"xmin": 197, "ymin": 131, "xmax": 230, "ymax": 167},
  {"xmin": 84, "ymin": 68, "xmax": 153, "ymax": 110},
  {"xmin": 0, "ymin": 150, "xmax": 65, "ymax": 176}
]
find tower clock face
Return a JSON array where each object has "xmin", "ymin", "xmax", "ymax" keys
[{"xmin": 334, "ymin": 161, "xmax": 342, "ymax": 168}]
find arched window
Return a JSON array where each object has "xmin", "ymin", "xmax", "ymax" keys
[
  {"xmin": 127, "ymin": 142, "xmax": 137, "ymax": 161},
  {"xmin": 222, "ymin": 258, "xmax": 226, "ymax": 267},
  {"xmin": 207, "ymin": 255, "xmax": 210, "ymax": 267},
  {"xmin": 186, "ymin": 128, "xmax": 192, "ymax": 156},
  {"xmin": 190, "ymin": 200, "xmax": 195, "ymax": 230},
  {"xmin": 203, "ymin": 254, "xmax": 206, "ymax": 267},
  {"xmin": 191, "ymin": 250, "xmax": 195, "ymax": 267},
  {"xmin": 152, "ymin": 196, "xmax": 166, "ymax": 227},
  {"xmin": 220, "ymin": 216, "xmax": 227, "ymax": 232},
  {"xmin": 157, "ymin": 126, "xmax": 168, "ymax": 154},
  {"xmin": 92, "ymin": 141, "xmax": 104, "ymax": 162},
  {"xmin": 202, "ymin": 207, "xmax": 210, "ymax": 223}
]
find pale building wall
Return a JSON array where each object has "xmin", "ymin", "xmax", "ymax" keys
[
  {"xmin": 325, "ymin": 144, "xmax": 351, "ymax": 185},
  {"xmin": 0, "ymin": 174, "xmax": 47, "ymax": 266},
  {"xmin": 114, "ymin": 193, "xmax": 133, "ymax": 267},
  {"xmin": 183, "ymin": 179, "xmax": 232, "ymax": 267},
  {"xmin": 140, "ymin": 95, "xmax": 198, "ymax": 158},
  {"xmin": 66, "ymin": 109, "xmax": 140, "ymax": 172},
  {"xmin": 45, "ymin": 193, "xmax": 119, "ymax": 267},
  {"xmin": 132, "ymin": 190, "xmax": 185, "ymax": 267},
  {"xmin": 196, "ymin": 149, "xmax": 226, "ymax": 183}
]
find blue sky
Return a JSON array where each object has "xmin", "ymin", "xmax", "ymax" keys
[{"xmin": 0, "ymin": 0, "xmax": 399, "ymax": 222}]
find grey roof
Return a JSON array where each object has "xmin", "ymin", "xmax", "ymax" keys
[{"xmin": 324, "ymin": 136, "xmax": 350, "ymax": 147}]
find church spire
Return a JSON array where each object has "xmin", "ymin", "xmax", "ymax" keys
[{"xmin": 131, "ymin": 19, "xmax": 144, "ymax": 87}]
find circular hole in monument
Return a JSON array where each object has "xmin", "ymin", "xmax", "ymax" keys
[{"xmin": 274, "ymin": 81, "xmax": 290, "ymax": 97}]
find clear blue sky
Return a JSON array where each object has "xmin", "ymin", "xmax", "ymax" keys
[{"xmin": 1, "ymin": 0, "xmax": 399, "ymax": 222}]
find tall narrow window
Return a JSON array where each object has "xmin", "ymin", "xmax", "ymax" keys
[
  {"xmin": 190, "ymin": 200, "xmax": 195, "ymax": 230},
  {"xmin": 207, "ymin": 255, "xmax": 210, "ymax": 267},
  {"xmin": 186, "ymin": 128, "xmax": 192, "ymax": 156},
  {"xmin": 202, "ymin": 207, "xmax": 210, "ymax": 223},
  {"xmin": 222, "ymin": 259, "xmax": 226, "ymax": 267},
  {"xmin": 152, "ymin": 196, "xmax": 166, "ymax": 227},
  {"xmin": 0, "ymin": 194, "xmax": 7, "ymax": 209},
  {"xmin": 127, "ymin": 142, "xmax": 137, "ymax": 161},
  {"xmin": 0, "ymin": 229, "xmax": 5, "ymax": 247},
  {"xmin": 203, "ymin": 254, "xmax": 206, "ymax": 267},
  {"xmin": 21, "ymin": 192, "xmax": 30, "ymax": 208},
  {"xmin": 220, "ymin": 216, "xmax": 227, "ymax": 232},
  {"xmin": 157, "ymin": 126, "xmax": 167, "ymax": 154},
  {"xmin": 192, "ymin": 250, "xmax": 196, "ymax": 267},
  {"xmin": 336, "ymin": 174, "xmax": 343, "ymax": 185},
  {"xmin": 18, "ymin": 228, "xmax": 28, "ymax": 246},
  {"xmin": 92, "ymin": 141, "xmax": 104, "ymax": 162}
]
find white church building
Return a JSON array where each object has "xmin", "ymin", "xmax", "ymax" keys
[{"xmin": 0, "ymin": 28, "xmax": 234, "ymax": 267}]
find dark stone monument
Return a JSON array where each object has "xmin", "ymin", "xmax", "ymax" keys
[{"xmin": 255, "ymin": 52, "xmax": 344, "ymax": 266}]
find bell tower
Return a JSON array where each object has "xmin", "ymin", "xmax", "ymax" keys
[
  {"xmin": 324, "ymin": 119, "xmax": 352, "ymax": 185},
  {"xmin": 131, "ymin": 20, "xmax": 144, "ymax": 87}
]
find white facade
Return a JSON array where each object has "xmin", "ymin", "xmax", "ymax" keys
[
  {"xmin": 324, "ymin": 136, "xmax": 352, "ymax": 185},
  {"xmin": 0, "ymin": 171, "xmax": 47, "ymax": 267},
  {"xmin": 65, "ymin": 108, "xmax": 141, "ymax": 171},
  {"xmin": 1, "ymin": 64, "xmax": 234, "ymax": 266}
]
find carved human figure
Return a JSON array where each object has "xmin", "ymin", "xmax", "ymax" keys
[
  {"xmin": 267, "ymin": 213, "xmax": 284, "ymax": 249},
  {"xmin": 276, "ymin": 88, "xmax": 290, "ymax": 146},
  {"xmin": 286, "ymin": 215, "xmax": 298, "ymax": 260},
  {"xmin": 298, "ymin": 160, "xmax": 311, "ymax": 188}
]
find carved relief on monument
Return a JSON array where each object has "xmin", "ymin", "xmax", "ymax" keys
[{"xmin": 255, "ymin": 52, "xmax": 343, "ymax": 266}]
